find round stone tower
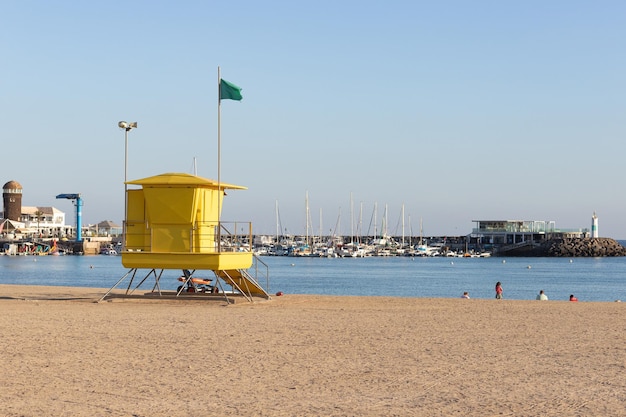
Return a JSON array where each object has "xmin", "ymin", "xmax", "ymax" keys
[{"xmin": 3, "ymin": 180, "xmax": 23, "ymax": 221}]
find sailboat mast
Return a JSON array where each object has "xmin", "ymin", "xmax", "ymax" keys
[
  {"xmin": 408, "ymin": 214, "xmax": 413, "ymax": 246},
  {"xmin": 275, "ymin": 200, "xmax": 279, "ymax": 244},
  {"xmin": 374, "ymin": 202, "xmax": 378, "ymax": 240},
  {"xmin": 359, "ymin": 202, "xmax": 363, "ymax": 244},
  {"xmin": 383, "ymin": 204, "xmax": 389, "ymax": 238},
  {"xmin": 350, "ymin": 192, "xmax": 354, "ymax": 244},
  {"xmin": 333, "ymin": 207, "xmax": 341, "ymax": 240},
  {"xmin": 401, "ymin": 203, "xmax": 405, "ymax": 247},
  {"xmin": 305, "ymin": 191, "xmax": 310, "ymax": 249},
  {"xmin": 319, "ymin": 207, "xmax": 323, "ymax": 246}
]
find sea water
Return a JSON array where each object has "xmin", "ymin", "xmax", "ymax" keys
[{"xmin": 1, "ymin": 253, "xmax": 625, "ymax": 302}]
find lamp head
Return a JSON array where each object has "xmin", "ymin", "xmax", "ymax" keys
[{"xmin": 118, "ymin": 121, "xmax": 137, "ymax": 131}]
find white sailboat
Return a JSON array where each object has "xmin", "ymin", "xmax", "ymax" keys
[{"xmin": 415, "ymin": 218, "xmax": 441, "ymax": 256}]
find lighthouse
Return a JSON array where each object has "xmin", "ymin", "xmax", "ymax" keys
[{"xmin": 591, "ymin": 212, "xmax": 598, "ymax": 238}]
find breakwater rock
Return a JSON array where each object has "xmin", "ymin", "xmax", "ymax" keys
[{"xmin": 499, "ymin": 238, "xmax": 626, "ymax": 257}]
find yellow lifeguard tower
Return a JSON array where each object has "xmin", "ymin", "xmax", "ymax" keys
[{"xmin": 101, "ymin": 172, "xmax": 269, "ymax": 302}]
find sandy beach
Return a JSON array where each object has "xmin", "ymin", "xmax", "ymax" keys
[{"xmin": 0, "ymin": 285, "xmax": 624, "ymax": 416}]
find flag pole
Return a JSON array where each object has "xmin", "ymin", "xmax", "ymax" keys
[{"xmin": 217, "ymin": 66, "xmax": 222, "ymax": 251}]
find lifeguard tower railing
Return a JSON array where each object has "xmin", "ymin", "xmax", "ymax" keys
[{"xmin": 124, "ymin": 220, "xmax": 253, "ymax": 253}]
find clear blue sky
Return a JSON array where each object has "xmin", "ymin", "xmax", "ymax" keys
[{"xmin": 2, "ymin": 1, "xmax": 625, "ymax": 238}]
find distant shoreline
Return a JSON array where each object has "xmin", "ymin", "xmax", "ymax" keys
[{"xmin": 0, "ymin": 284, "xmax": 621, "ymax": 303}]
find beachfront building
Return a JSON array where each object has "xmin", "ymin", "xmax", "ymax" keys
[
  {"xmin": 0, "ymin": 205, "xmax": 72, "ymax": 237},
  {"xmin": 21, "ymin": 206, "xmax": 67, "ymax": 235},
  {"xmin": 84, "ymin": 220, "xmax": 123, "ymax": 237},
  {"xmin": 470, "ymin": 219, "xmax": 588, "ymax": 248},
  {"xmin": 1, "ymin": 209, "xmax": 125, "ymax": 240}
]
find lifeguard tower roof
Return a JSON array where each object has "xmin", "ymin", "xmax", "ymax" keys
[{"xmin": 126, "ymin": 172, "xmax": 247, "ymax": 190}]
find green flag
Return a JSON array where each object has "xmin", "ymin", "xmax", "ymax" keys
[{"xmin": 220, "ymin": 79, "xmax": 243, "ymax": 101}]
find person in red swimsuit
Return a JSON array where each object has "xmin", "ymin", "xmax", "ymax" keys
[
  {"xmin": 495, "ymin": 282, "xmax": 503, "ymax": 299},
  {"xmin": 569, "ymin": 294, "xmax": 578, "ymax": 302}
]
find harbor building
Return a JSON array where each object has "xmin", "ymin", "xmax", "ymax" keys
[{"xmin": 470, "ymin": 219, "xmax": 589, "ymax": 249}]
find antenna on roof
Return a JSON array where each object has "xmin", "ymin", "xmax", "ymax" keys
[{"xmin": 191, "ymin": 157, "xmax": 197, "ymax": 176}]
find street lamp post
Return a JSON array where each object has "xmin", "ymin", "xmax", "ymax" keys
[{"xmin": 118, "ymin": 121, "xmax": 137, "ymax": 248}]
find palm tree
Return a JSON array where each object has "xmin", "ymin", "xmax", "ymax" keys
[{"xmin": 34, "ymin": 210, "xmax": 44, "ymax": 238}]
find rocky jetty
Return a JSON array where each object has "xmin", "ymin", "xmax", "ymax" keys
[{"xmin": 499, "ymin": 237, "xmax": 626, "ymax": 257}]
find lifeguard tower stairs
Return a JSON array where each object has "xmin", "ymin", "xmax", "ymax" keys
[{"xmin": 100, "ymin": 173, "xmax": 270, "ymax": 303}]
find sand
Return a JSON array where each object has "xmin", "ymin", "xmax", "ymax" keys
[{"xmin": 0, "ymin": 285, "xmax": 624, "ymax": 416}]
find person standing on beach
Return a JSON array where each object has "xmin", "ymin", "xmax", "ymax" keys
[
  {"xmin": 536, "ymin": 290, "xmax": 548, "ymax": 300},
  {"xmin": 495, "ymin": 282, "xmax": 503, "ymax": 299}
]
